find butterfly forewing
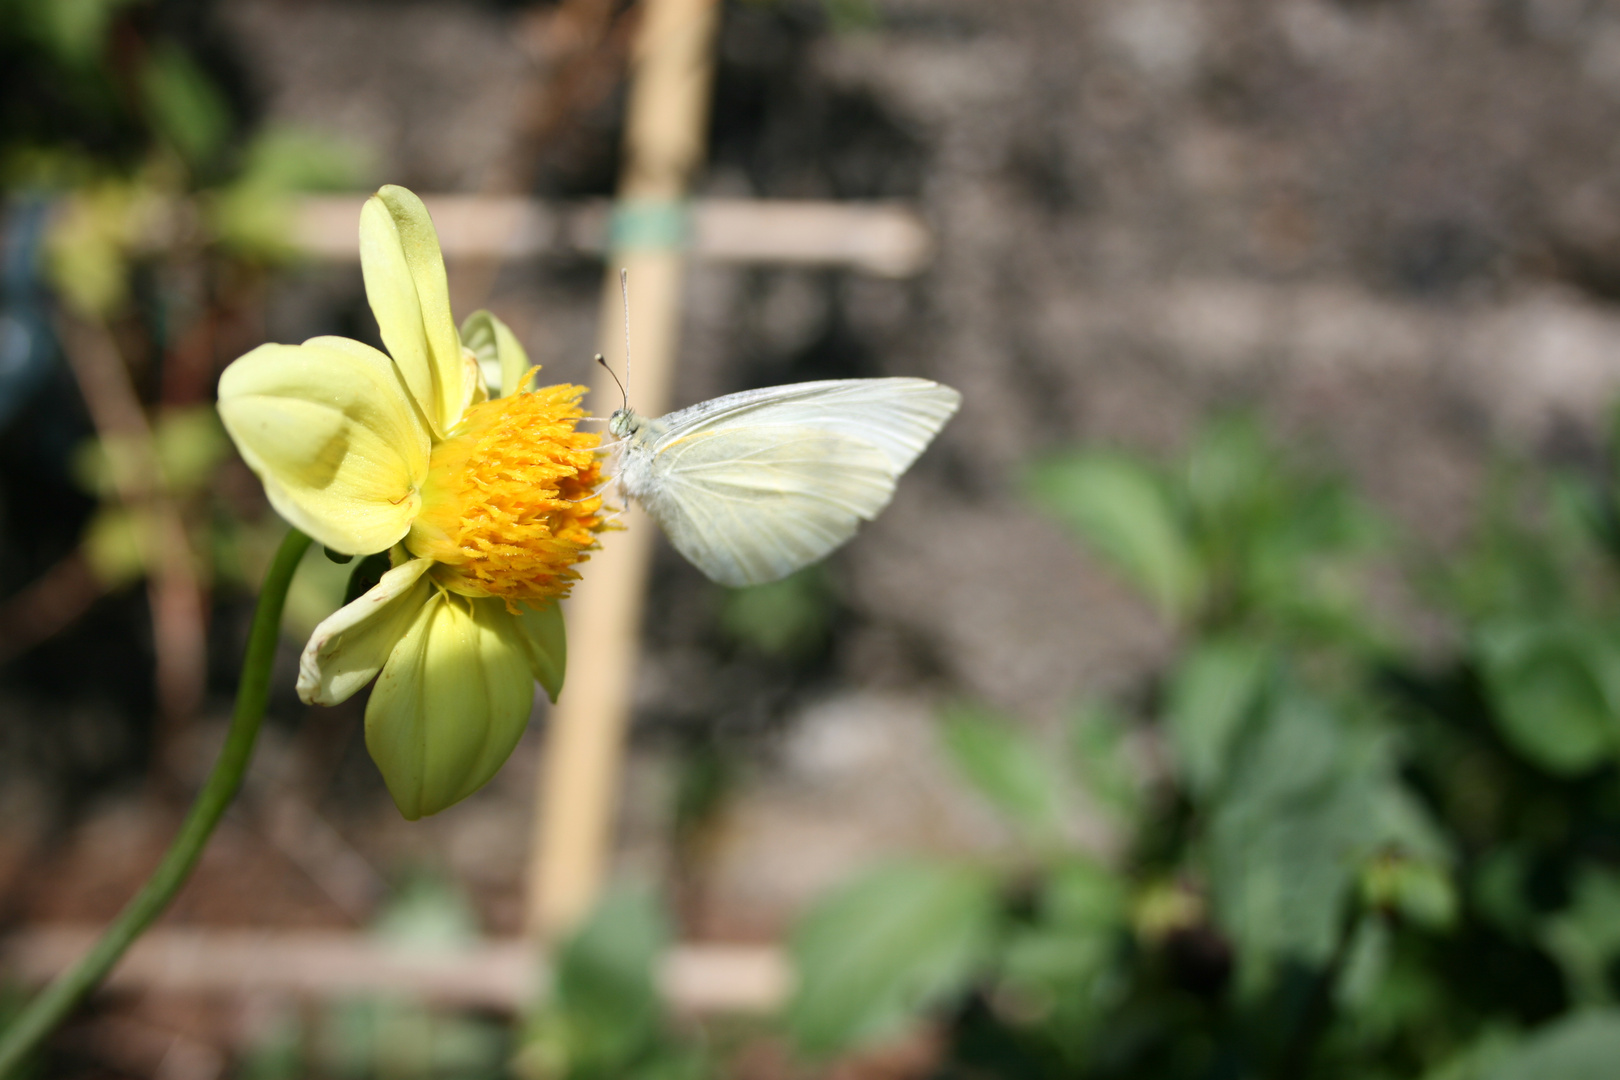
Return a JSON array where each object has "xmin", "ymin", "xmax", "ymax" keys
[{"xmin": 650, "ymin": 378, "xmax": 960, "ymax": 472}]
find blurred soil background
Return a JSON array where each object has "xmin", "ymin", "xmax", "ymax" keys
[{"xmin": 10, "ymin": 0, "xmax": 1620, "ymax": 1072}]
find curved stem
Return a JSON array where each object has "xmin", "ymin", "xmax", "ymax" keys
[{"xmin": 0, "ymin": 528, "xmax": 312, "ymax": 1078}]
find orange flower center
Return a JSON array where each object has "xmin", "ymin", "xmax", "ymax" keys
[{"xmin": 407, "ymin": 376, "xmax": 608, "ymax": 606}]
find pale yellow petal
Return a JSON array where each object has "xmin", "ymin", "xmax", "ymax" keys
[
  {"xmin": 366, "ymin": 591, "xmax": 537, "ymax": 819},
  {"xmin": 359, "ymin": 186, "xmax": 466, "ymax": 436},
  {"xmin": 510, "ymin": 598, "xmax": 566, "ymax": 703},
  {"xmin": 297, "ymin": 558, "xmax": 433, "ymax": 706},
  {"xmin": 218, "ymin": 340, "xmax": 429, "ymax": 554},
  {"xmin": 460, "ymin": 309, "xmax": 534, "ymax": 399}
]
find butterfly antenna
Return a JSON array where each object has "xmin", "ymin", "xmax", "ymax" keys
[
  {"xmin": 619, "ymin": 268, "xmax": 634, "ymax": 405},
  {"xmin": 595, "ymin": 352, "xmax": 627, "ymax": 412}
]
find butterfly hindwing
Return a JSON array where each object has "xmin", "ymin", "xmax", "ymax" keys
[{"xmin": 638, "ymin": 425, "xmax": 896, "ymax": 587}]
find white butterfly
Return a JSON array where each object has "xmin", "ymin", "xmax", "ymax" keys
[{"xmin": 606, "ymin": 377, "xmax": 962, "ymax": 587}]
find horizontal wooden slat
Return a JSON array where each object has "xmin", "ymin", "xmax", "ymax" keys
[
  {"xmin": 292, "ymin": 195, "xmax": 932, "ymax": 276},
  {"xmin": 2, "ymin": 927, "xmax": 790, "ymax": 1014}
]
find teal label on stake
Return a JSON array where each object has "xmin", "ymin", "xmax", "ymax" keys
[{"xmin": 609, "ymin": 199, "xmax": 690, "ymax": 252}]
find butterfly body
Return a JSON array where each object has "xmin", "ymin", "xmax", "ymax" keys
[{"xmin": 606, "ymin": 377, "xmax": 960, "ymax": 587}]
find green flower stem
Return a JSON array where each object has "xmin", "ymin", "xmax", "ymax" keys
[{"xmin": 0, "ymin": 528, "xmax": 312, "ymax": 1078}]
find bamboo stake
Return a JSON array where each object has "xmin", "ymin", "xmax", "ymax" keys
[{"xmin": 528, "ymin": 0, "xmax": 721, "ymax": 940}]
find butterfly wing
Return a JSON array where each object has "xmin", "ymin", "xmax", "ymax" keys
[
  {"xmin": 648, "ymin": 378, "xmax": 961, "ymax": 471},
  {"xmin": 637, "ymin": 426, "xmax": 895, "ymax": 586},
  {"xmin": 627, "ymin": 378, "xmax": 960, "ymax": 587}
]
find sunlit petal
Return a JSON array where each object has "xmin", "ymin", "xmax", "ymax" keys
[
  {"xmin": 217, "ymin": 339, "xmax": 429, "ymax": 554},
  {"xmin": 359, "ymin": 186, "xmax": 466, "ymax": 436},
  {"xmin": 297, "ymin": 558, "xmax": 433, "ymax": 706},
  {"xmin": 366, "ymin": 590, "xmax": 536, "ymax": 819}
]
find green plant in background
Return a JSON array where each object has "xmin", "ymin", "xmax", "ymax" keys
[
  {"xmin": 3, "ymin": 0, "xmax": 369, "ymax": 631},
  {"xmin": 719, "ymin": 567, "xmax": 835, "ymax": 660},
  {"xmin": 235, "ymin": 878, "xmax": 719, "ymax": 1080},
  {"xmin": 516, "ymin": 888, "xmax": 711, "ymax": 1080},
  {"xmin": 786, "ymin": 415, "xmax": 1620, "ymax": 1078},
  {"xmin": 239, "ymin": 875, "xmax": 510, "ymax": 1080}
]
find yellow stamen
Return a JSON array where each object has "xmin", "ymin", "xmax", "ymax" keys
[{"xmin": 407, "ymin": 373, "xmax": 608, "ymax": 606}]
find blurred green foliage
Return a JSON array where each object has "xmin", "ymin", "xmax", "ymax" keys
[
  {"xmin": 238, "ymin": 876, "xmax": 509, "ymax": 1080},
  {"xmin": 719, "ymin": 568, "xmax": 834, "ymax": 660},
  {"xmin": 4, "ymin": 0, "xmax": 367, "ymax": 320},
  {"xmin": 787, "ymin": 859, "xmax": 998, "ymax": 1055},
  {"xmin": 2, "ymin": 0, "xmax": 368, "ymax": 648},
  {"xmin": 233, "ymin": 880, "xmax": 715, "ymax": 1080},
  {"xmin": 517, "ymin": 887, "xmax": 710, "ymax": 1080},
  {"xmin": 786, "ymin": 415, "xmax": 1620, "ymax": 1078}
]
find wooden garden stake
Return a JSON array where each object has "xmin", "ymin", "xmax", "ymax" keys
[{"xmin": 528, "ymin": 0, "xmax": 721, "ymax": 939}]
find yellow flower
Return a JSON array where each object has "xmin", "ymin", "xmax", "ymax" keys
[{"xmin": 217, "ymin": 185, "xmax": 608, "ymax": 819}]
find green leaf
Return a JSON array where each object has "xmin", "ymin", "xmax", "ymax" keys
[
  {"xmin": 994, "ymin": 860, "xmax": 1127, "ymax": 1051},
  {"xmin": 1163, "ymin": 637, "xmax": 1269, "ymax": 795},
  {"xmin": 1477, "ymin": 621, "xmax": 1618, "ymax": 775},
  {"xmin": 520, "ymin": 888, "xmax": 710, "ymax": 1080},
  {"xmin": 999, "ymin": 926, "xmax": 1112, "ymax": 990},
  {"xmin": 45, "ymin": 179, "xmax": 142, "ymax": 316},
  {"xmin": 720, "ymin": 569, "xmax": 833, "ymax": 659},
  {"xmin": 1541, "ymin": 868, "xmax": 1620, "ymax": 1005},
  {"xmin": 70, "ymin": 408, "xmax": 227, "ymax": 500},
  {"xmin": 996, "ymin": 925, "xmax": 1116, "ymax": 1031},
  {"xmin": 236, "ymin": 126, "xmax": 370, "ymax": 191},
  {"xmin": 1335, "ymin": 917, "xmax": 1392, "ymax": 1012},
  {"xmin": 552, "ymin": 887, "xmax": 668, "ymax": 1066},
  {"xmin": 151, "ymin": 406, "xmax": 229, "ymax": 491},
  {"xmin": 24, "ymin": 0, "xmax": 137, "ymax": 64},
  {"xmin": 514, "ymin": 598, "xmax": 567, "ymax": 704},
  {"xmin": 1184, "ymin": 415, "xmax": 1274, "ymax": 531},
  {"xmin": 371, "ymin": 875, "xmax": 479, "ymax": 950},
  {"xmin": 1473, "ymin": 849, "xmax": 1534, "ymax": 937},
  {"xmin": 1026, "ymin": 452, "xmax": 1201, "ymax": 618},
  {"xmin": 81, "ymin": 506, "xmax": 150, "ymax": 587},
  {"xmin": 138, "ymin": 44, "xmax": 230, "ymax": 166},
  {"xmin": 1069, "ymin": 702, "xmax": 1142, "ymax": 826},
  {"xmin": 940, "ymin": 704, "xmax": 1065, "ymax": 833},
  {"xmin": 1369, "ymin": 785, "xmax": 1453, "ymax": 865},
  {"xmin": 1424, "ymin": 1029, "xmax": 1519, "ymax": 1080},
  {"xmin": 1361, "ymin": 857, "xmax": 1458, "ymax": 931},
  {"xmin": 208, "ymin": 128, "xmax": 370, "ymax": 257},
  {"xmin": 1207, "ymin": 692, "xmax": 1368, "ymax": 973},
  {"xmin": 1041, "ymin": 857, "xmax": 1127, "ymax": 932},
  {"xmin": 786, "ymin": 858, "xmax": 997, "ymax": 1056},
  {"xmin": 1483, "ymin": 1011, "xmax": 1620, "ymax": 1080}
]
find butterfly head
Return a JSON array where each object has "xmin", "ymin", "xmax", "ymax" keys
[
  {"xmin": 607, "ymin": 407, "xmax": 641, "ymax": 439},
  {"xmin": 596, "ymin": 349, "xmax": 640, "ymax": 441}
]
